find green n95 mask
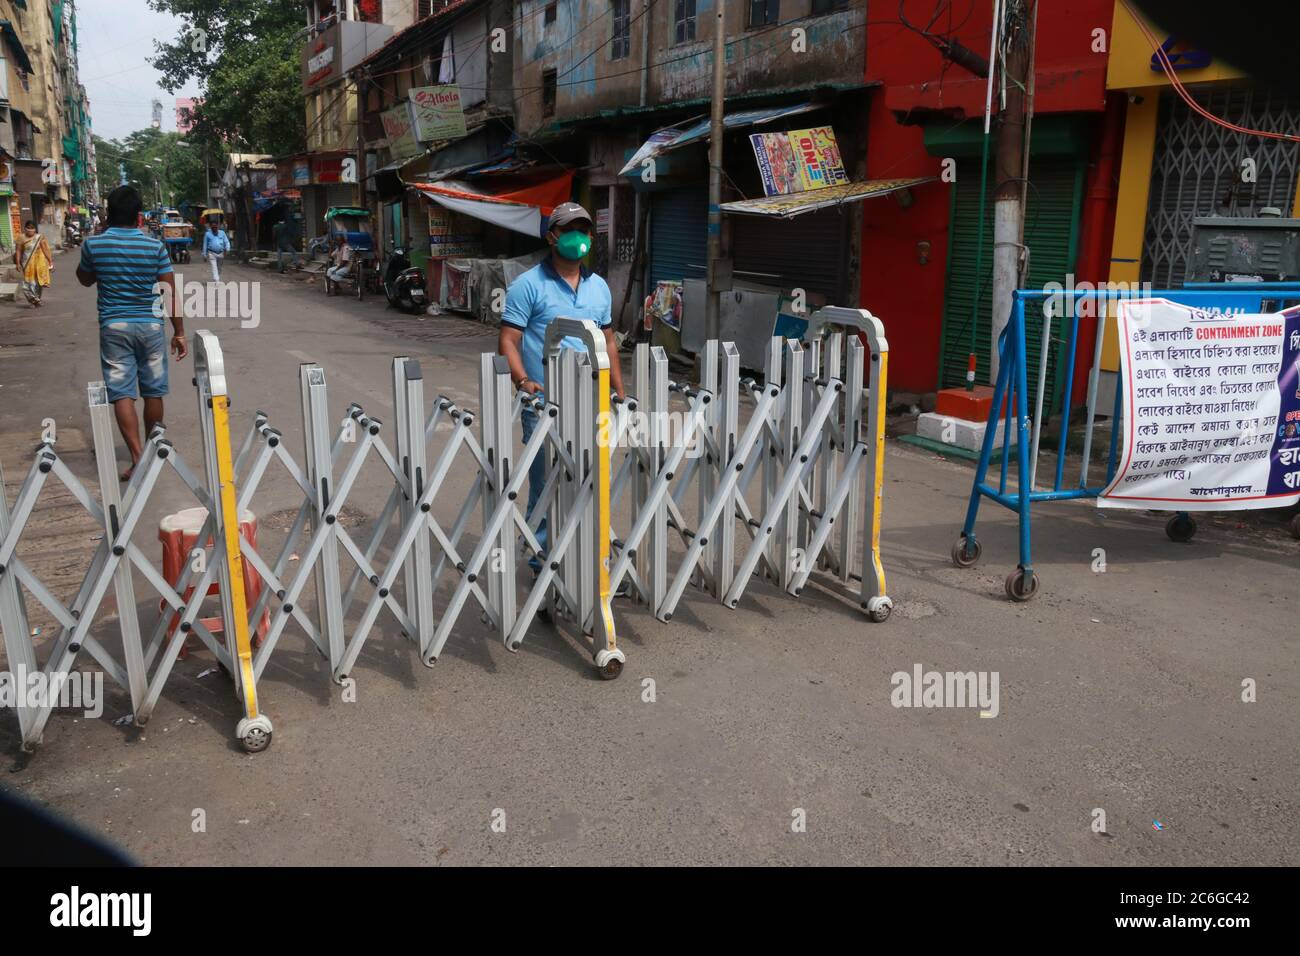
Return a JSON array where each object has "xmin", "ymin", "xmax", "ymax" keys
[{"xmin": 555, "ymin": 229, "xmax": 591, "ymax": 260}]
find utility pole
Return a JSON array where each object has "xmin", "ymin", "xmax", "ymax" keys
[
  {"xmin": 704, "ymin": 1, "xmax": 726, "ymax": 343},
  {"xmin": 989, "ymin": 0, "xmax": 1031, "ymax": 382}
]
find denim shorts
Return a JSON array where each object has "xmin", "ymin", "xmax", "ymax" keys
[{"xmin": 100, "ymin": 321, "xmax": 168, "ymax": 402}]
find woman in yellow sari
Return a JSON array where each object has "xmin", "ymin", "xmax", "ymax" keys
[{"xmin": 14, "ymin": 221, "xmax": 54, "ymax": 307}]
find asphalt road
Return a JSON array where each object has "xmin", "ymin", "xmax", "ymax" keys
[{"xmin": 0, "ymin": 255, "xmax": 1296, "ymax": 866}]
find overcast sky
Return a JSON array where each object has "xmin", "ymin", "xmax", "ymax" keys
[{"xmin": 77, "ymin": 0, "xmax": 202, "ymax": 142}]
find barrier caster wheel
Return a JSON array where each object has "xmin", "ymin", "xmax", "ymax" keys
[
  {"xmin": 1165, "ymin": 514, "xmax": 1197, "ymax": 543},
  {"xmin": 1004, "ymin": 568, "xmax": 1039, "ymax": 602},
  {"xmin": 236, "ymin": 715, "xmax": 273, "ymax": 754},
  {"xmin": 1291, "ymin": 514, "xmax": 1300, "ymax": 540},
  {"xmin": 595, "ymin": 648, "xmax": 625, "ymax": 681},
  {"xmin": 866, "ymin": 595, "xmax": 893, "ymax": 623},
  {"xmin": 952, "ymin": 537, "xmax": 982, "ymax": 568}
]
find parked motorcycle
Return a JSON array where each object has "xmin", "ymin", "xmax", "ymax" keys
[
  {"xmin": 65, "ymin": 221, "xmax": 82, "ymax": 247},
  {"xmin": 382, "ymin": 247, "xmax": 427, "ymax": 314}
]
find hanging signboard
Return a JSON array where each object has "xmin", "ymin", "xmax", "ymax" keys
[
  {"xmin": 381, "ymin": 102, "xmax": 422, "ymax": 162},
  {"xmin": 428, "ymin": 206, "xmax": 482, "ymax": 259},
  {"xmin": 409, "ymin": 85, "xmax": 467, "ymax": 144},
  {"xmin": 1099, "ymin": 298, "xmax": 1300, "ymax": 511},
  {"xmin": 749, "ymin": 126, "xmax": 849, "ymax": 197}
]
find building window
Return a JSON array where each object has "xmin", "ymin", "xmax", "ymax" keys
[
  {"xmin": 544, "ymin": 1, "xmax": 557, "ymax": 26},
  {"xmin": 674, "ymin": 0, "xmax": 696, "ymax": 44},
  {"xmin": 749, "ymin": 0, "xmax": 779, "ymax": 27},
  {"xmin": 810, "ymin": 0, "xmax": 848, "ymax": 12},
  {"xmin": 542, "ymin": 68, "xmax": 557, "ymax": 117},
  {"xmin": 611, "ymin": 0, "xmax": 630, "ymax": 59},
  {"xmin": 418, "ymin": 0, "xmax": 433, "ymax": 17}
]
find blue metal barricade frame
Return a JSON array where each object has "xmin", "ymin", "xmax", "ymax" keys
[{"xmin": 955, "ymin": 282, "xmax": 1300, "ymax": 601}]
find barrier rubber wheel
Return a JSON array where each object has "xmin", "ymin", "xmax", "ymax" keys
[
  {"xmin": 1165, "ymin": 514, "xmax": 1197, "ymax": 543},
  {"xmin": 951, "ymin": 536, "xmax": 982, "ymax": 568},
  {"xmin": 240, "ymin": 726, "xmax": 272, "ymax": 753},
  {"xmin": 1004, "ymin": 568, "xmax": 1039, "ymax": 602},
  {"xmin": 598, "ymin": 657, "xmax": 623, "ymax": 681}
]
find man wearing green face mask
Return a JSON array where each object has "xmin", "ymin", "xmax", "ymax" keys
[{"xmin": 501, "ymin": 202, "xmax": 626, "ymax": 571}]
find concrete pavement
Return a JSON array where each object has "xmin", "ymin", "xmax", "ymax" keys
[{"xmin": 0, "ymin": 258, "xmax": 1296, "ymax": 866}]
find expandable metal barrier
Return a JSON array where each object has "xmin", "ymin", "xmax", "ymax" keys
[{"xmin": 1, "ymin": 308, "xmax": 891, "ymax": 754}]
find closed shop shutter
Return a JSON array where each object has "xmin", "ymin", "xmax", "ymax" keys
[
  {"xmin": 1142, "ymin": 87, "xmax": 1300, "ymax": 289},
  {"xmin": 731, "ymin": 206, "xmax": 848, "ymax": 303},
  {"xmin": 650, "ymin": 187, "xmax": 707, "ymax": 286},
  {"xmin": 939, "ymin": 155, "xmax": 1085, "ymax": 415},
  {"xmin": 326, "ymin": 184, "xmax": 356, "ymax": 208}
]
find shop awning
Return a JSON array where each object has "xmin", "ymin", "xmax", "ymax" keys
[
  {"xmin": 720, "ymin": 177, "xmax": 937, "ymax": 218},
  {"xmin": 618, "ymin": 102, "xmax": 823, "ymax": 177},
  {"xmin": 411, "ymin": 170, "xmax": 574, "ymax": 237}
]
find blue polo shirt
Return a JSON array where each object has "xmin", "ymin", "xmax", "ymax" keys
[
  {"xmin": 502, "ymin": 258, "xmax": 612, "ymax": 387},
  {"xmin": 79, "ymin": 227, "xmax": 173, "ymax": 325}
]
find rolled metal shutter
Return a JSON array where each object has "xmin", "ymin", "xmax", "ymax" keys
[
  {"xmin": 731, "ymin": 206, "xmax": 848, "ymax": 303},
  {"xmin": 939, "ymin": 156, "xmax": 1085, "ymax": 414},
  {"xmin": 650, "ymin": 187, "xmax": 708, "ymax": 286},
  {"xmin": 1142, "ymin": 87, "xmax": 1300, "ymax": 289}
]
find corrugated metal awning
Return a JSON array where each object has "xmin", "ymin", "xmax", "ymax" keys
[
  {"xmin": 720, "ymin": 178, "xmax": 937, "ymax": 218},
  {"xmin": 618, "ymin": 103, "xmax": 823, "ymax": 177}
]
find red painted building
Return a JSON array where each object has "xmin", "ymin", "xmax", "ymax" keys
[{"xmin": 862, "ymin": 1, "xmax": 1121, "ymax": 403}]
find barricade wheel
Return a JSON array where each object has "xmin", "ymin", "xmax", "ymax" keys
[
  {"xmin": 1165, "ymin": 514, "xmax": 1197, "ymax": 543},
  {"xmin": 241, "ymin": 726, "xmax": 272, "ymax": 753},
  {"xmin": 866, "ymin": 596, "xmax": 893, "ymax": 623},
  {"xmin": 951, "ymin": 537, "xmax": 982, "ymax": 568},
  {"xmin": 236, "ymin": 716, "xmax": 273, "ymax": 753},
  {"xmin": 1004, "ymin": 568, "xmax": 1039, "ymax": 602},
  {"xmin": 598, "ymin": 657, "xmax": 623, "ymax": 681}
]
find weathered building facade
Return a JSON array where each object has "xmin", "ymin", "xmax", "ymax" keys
[
  {"xmin": 513, "ymin": 0, "xmax": 868, "ymax": 340},
  {"xmin": 1, "ymin": 0, "xmax": 93, "ymax": 252}
]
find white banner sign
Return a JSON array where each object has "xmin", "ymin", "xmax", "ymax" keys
[{"xmin": 1100, "ymin": 298, "xmax": 1300, "ymax": 511}]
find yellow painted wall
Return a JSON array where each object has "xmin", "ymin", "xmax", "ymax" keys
[
  {"xmin": 1101, "ymin": 2, "xmax": 1256, "ymax": 370},
  {"xmin": 1107, "ymin": 2, "xmax": 1246, "ymax": 91}
]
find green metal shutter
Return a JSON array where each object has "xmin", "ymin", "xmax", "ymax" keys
[
  {"xmin": 938, "ymin": 156, "xmax": 1085, "ymax": 415},
  {"xmin": 650, "ymin": 187, "xmax": 708, "ymax": 286}
]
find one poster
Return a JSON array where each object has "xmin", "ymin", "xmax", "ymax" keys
[
  {"xmin": 409, "ymin": 85, "xmax": 467, "ymax": 144},
  {"xmin": 789, "ymin": 127, "xmax": 849, "ymax": 192},
  {"xmin": 749, "ymin": 126, "xmax": 849, "ymax": 196},
  {"xmin": 1099, "ymin": 298, "xmax": 1300, "ymax": 511},
  {"xmin": 381, "ymin": 102, "xmax": 421, "ymax": 162}
]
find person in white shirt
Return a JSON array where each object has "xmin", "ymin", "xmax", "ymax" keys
[{"xmin": 201, "ymin": 219, "xmax": 230, "ymax": 281}]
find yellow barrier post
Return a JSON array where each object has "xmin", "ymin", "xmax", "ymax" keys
[{"xmin": 194, "ymin": 331, "xmax": 273, "ymax": 752}]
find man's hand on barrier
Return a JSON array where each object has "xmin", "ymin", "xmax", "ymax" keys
[
  {"xmin": 517, "ymin": 378, "xmax": 542, "ymax": 395},
  {"xmin": 171, "ymin": 335, "xmax": 189, "ymax": 360}
]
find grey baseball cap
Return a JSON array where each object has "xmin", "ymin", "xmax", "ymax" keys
[{"xmin": 548, "ymin": 201, "xmax": 593, "ymax": 231}]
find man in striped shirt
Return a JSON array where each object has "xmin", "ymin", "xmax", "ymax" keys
[{"xmin": 76, "ymin": 186, "xmax": 187, "ymax": 481}]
